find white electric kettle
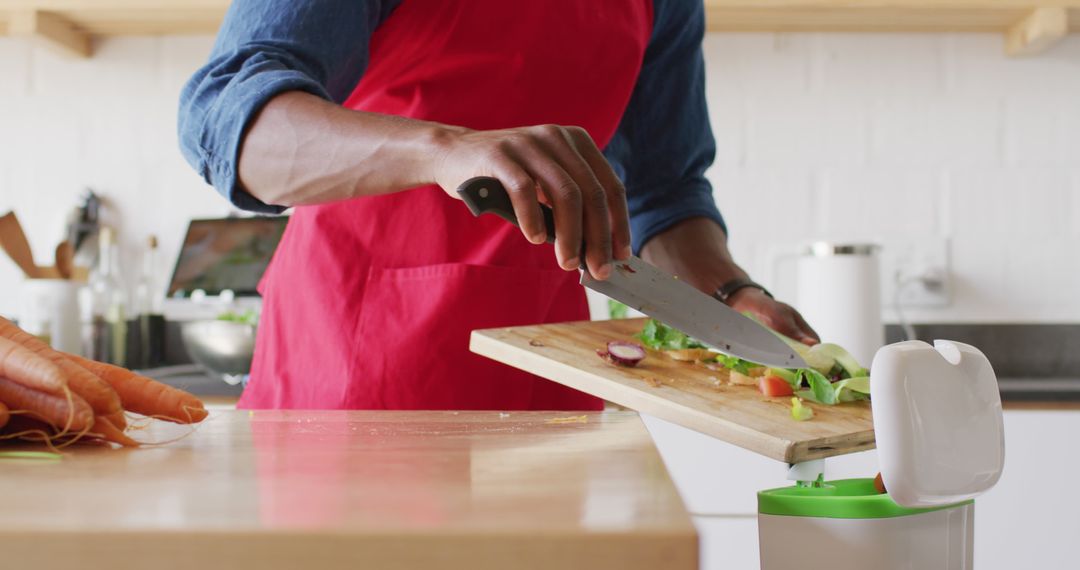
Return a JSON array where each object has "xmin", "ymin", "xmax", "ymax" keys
[{"xmin": 796, "ymin": 242, "xmax": 884, "ymax": 366}]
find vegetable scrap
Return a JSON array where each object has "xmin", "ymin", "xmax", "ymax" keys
[
  {"xmin": 635, "ymin": 318, "xmax": 872, "ymax": 421},
  {"xmin": 759, "ymin": 376, "xmax": 794, "ymax": 397},
  {"xmin": 597, "ymin": 341, "xmax": 646, "ymax": 367},
  {"xmin": 636, "ymin": 319, "xmax": 707, "ymax": 351},
  {"xmin": 790, "ymin": 398, "xmax": 813, "ymax": 421},
  {"xmin": 529, "ymin": 339, "xmax": 545, "ymax": 347},
  {"xmin": 644, "ymin": 377, "xmax": 662, "ymax": 388},
  {"xmin": 608, "ymin": 300, "xmax": 629, "ymax": 319},
  {"xmin": 873, "ymin": 472, "xmax": 887, "ymax": 494},
  {"xmin": 546, "ymin": 415, "xmax": 588, "ymax": 425},
  {"xmin": 0, "ymin": 316, "xmax": 208, "ymax": 449},
  {"xmin": 664, "ymin": 348, "xmax": 714, "ymax": 362}
]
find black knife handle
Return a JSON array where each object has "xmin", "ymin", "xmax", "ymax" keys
[{"xmin": 456, "ymin": 177, "xmax": 556, "ymax": 244}]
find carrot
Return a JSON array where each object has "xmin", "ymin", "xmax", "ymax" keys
[
  {"xmin": 65, "ymin": 353, "xmax": 208, "ymax": 424},
  {"xmin": 0, "ymin": 401, "xmax": 8, "ymax": 429},
  {"xmin": 0, "ymin": 317, "xmax": 121, "ymax": 417},
  {"xmin": 104, "ymin": 410, "xmax": 127, "ymax": 430},
  {"xmin": 0, "ymin": 377, "xmax": 93, "ymax": 432},
  {"xmin": 0, "ymin": 336, "xmax": 68, "ymax": 396},
  {"xmin": 89, "ymin": 415, "xmax": 139, "ymax": 447}
]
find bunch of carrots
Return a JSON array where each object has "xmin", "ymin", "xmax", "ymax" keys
[{"xmin": 0, "ymin": 316, "xmax": 207, "ymax": 448}]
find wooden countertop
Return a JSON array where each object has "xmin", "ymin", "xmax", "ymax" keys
[{"xmin": 0, "ymin": 410, "xmax": 696, "ymax": 570}]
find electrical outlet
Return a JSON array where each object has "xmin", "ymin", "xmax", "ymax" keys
[{"xmin": 879, "ymin": 237, "xmax": 951, "ymax": 308}]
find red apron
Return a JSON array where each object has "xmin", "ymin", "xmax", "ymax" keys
[{"xmin": 240, "ymin": 0, "xmax": 654, "ymax": 410}]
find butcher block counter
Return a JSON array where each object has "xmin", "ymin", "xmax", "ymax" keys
[{"xmin": 0, "ymin": 410, "xmax": 696, "ymax": 570}]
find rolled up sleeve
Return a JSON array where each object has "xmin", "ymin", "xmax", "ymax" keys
[
  {"xmin": 177, "ymin": 0, "xmax": 397, "ymax": 213},
  {"xmin": 603, "ymin": 0, "xmax": 725, "ymax": 255}
]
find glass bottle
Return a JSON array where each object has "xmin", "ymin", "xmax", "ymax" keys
[
  {"xmin": 132, "ymin": 235, "xmax": 165, "ymax": 369},
  {"xmin": 82, "ymin": 226, "xmax": 127, "ymax": 365}
]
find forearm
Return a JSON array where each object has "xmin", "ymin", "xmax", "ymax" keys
[
  {"xmin": 238, "ymin": 91, "xmax": 456, "ymax": 207},
  {"xmin": 638, "ymin": 216, "xmax": 746, "ymax": 295}
]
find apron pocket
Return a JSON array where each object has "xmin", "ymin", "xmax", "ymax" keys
[{"xmin": 347, "ymin": 263, "xmax": 577, "ymax": 409}]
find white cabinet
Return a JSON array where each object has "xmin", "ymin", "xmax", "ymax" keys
[
  {"xmin": 645, "ymin": 410, "xmax": 1080, "ymax": 569},
  {"xmin": 972, "ymin": 410, "xmax": 1080, "ymax": 569},
  {"xmin": 694, "ymin": 516, "xmax": 759, "ymax": 570}
]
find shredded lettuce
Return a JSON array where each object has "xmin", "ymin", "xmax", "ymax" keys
[
  {"xmin": 808, "ymin": 343, "xmax": 869, "ymax": 379},
  {"xmin": 797, "ymin": 368, "xmax": 839, "ymax": 405},
  {"xmin": 636, "ymin": 319, "xmax": 708, "ymax": 351},
  {"xmin": 767, "ymin": 367, "xmax": 799, "ymax": 388},
  {"xmin": 791, "ymin": 398, "xmax": 814, "ymax": 421},
  {"xmin": 833, "ymin": 377, "xmax": 871, "ymax": 402},
  {"xmin": 608, "ymin": 300, "xmax": 629, "ymax": 320},
  {"xmin": 636, "ymin": 318, "xmax": 873, "ymax": 415},
  {"xmin": 714, "ymin": 353, "xmax": 755, "ymax": 375}
]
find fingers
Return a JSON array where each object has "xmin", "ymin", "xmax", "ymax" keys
[
  {"xmin": 536, "ymin": 126, "xmax": 613, "ymax": 279},
  {"xmin": 791, "ymin": 310, "xmax": 820, "ymax": 345},
  {"xmin": 732, "ymin": 291, "xmax": 820, "ymax": 347},
  {"xmin": 446, "ymin": 124, "xmax": 627, "ymax": 276},
  {"xmin": 510, "ymin": 140, "xmax": 585, "ymax": 270},
  {"xmin": 504, "ymin": 125, "xmax": 623, "ymax": 277},
  {"xmin": 775, "ymin": 307, "xmax": 819, "ymax": 346},
  {"xmin": 564, "ymin": 127, "xmax": 632, "ymax": 261},
  {"xmin": 492, "ymin": 159, "xmax": 546, "ymax": 244}
]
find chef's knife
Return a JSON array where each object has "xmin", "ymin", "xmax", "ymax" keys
[{"xmin": 457, "ymin": 177, "xmax": 807, "ymax": 369}]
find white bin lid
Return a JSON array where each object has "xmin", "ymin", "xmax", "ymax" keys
[{"xmin": 870, "ymin": 340, "xmax": 1005, "ymax": 508}]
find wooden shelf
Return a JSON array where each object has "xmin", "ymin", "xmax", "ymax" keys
[
  {"xmin": 0, "ymin": 0, "xmax": 229, "ymax": 56},
  {"xmin": 706, "ymin": 1, "xmax": 1080, "ymax": 55},
  {"xmin": 0, "ymin": 0, "xmax": 1077, "ymax": 58}
]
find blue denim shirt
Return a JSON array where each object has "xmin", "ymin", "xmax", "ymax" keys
[{"xmin": 178, "ymin": 0, "xmax": 725, "ymax": 254}]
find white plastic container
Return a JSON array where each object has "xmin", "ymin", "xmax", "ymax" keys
[
  {"xmin": 758, "ymin": 340, "xmax": 1005, "ymax": 570},
  {"xmin": 19, "ymin": 278, "xmax": 82, "ymax": 353}
]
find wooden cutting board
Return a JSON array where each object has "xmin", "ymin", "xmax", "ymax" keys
[{"xmin": 471, "ymin": 318, "xmax": 875, "ymax": 464}]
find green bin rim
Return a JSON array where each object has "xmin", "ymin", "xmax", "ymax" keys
[{"xmin": 758, "ymin": 478, "xmax": 973, "ymax": 519}]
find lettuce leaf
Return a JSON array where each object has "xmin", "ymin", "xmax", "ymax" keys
[
  {"xmin": 791, "ymin": 398, "xmax": 814, "ymax": 421},
  {"xmin": 636, "ymin": 319, "xmax": 708, "ymax": 351},
  {"xmin": 833, "ymin": 377, "xmax": 871, "ymax": 402},
  {"xmin": 796, "ymin": 368, "xmax": 839, "ymax": 405},
  {"xmin": 714, "ymin": 353, "xmax": 756, "ymax": 375}
]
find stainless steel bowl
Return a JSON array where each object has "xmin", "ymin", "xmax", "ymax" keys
[{"xmin": 180, "ymin": 320, "xmax": 256, "ymax": 382}]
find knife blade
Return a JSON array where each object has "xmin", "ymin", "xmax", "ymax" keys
[{"xmin": 457, "ymin": 177, "xmax": 807, "ymax": 369}]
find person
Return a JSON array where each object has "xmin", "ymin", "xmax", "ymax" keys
[{"xmin": 178, "ymin": 0, "xmax": 819, "ymax": 411}]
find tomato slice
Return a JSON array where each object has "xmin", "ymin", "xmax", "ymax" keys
[{"xmin": 759, "ymin": 376, "xmax": 794, "ymax": 397}]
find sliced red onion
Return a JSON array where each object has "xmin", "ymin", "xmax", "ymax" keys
[{"xmin": 602, "ymin": 341, "xmax": 646, "ymax": 367}]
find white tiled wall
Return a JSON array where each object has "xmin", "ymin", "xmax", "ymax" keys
[
  {"xmin": 0, "ymin": 33, "xmax": 1078, "ymax": 323},
  {"xmin": 705, "ymin": 33, "xmax": 1080, "ymax": 324},
  {"xmin": 0, "ymin": 36, "xmax": 228, "ymax": 319}
]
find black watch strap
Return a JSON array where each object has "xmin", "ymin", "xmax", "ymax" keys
[{"xmin": 713, "ymin": 278, "xmax": 773, "ymax": 304}]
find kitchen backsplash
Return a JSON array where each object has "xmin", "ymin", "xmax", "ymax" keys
[{"xmin": 0, "ymin": 33, "xmax": 1078, "ymax": 323}]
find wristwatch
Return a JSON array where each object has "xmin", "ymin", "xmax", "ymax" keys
[{"xmin": 713, "ymin": 278, "xmax": 773, "ymax": 304}]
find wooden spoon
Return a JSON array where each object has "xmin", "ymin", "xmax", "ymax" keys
[
  {"xmin": 0, "ymin": 212, "xmax": 41, "ymax": 278},
  {"xmin": 55, "ymin": 240, "xmax": 74, "ymax": 279}
]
